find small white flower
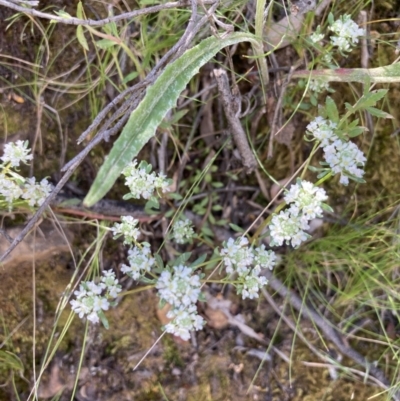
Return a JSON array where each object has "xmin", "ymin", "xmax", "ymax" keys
[
  {"xmin": 21, "ymin": 177, "xmax": 52, "ymax": 207},
  {"xmin": 86, "ymin": 281, "xmax": 102, "ymax": 295},
  {"xmin": 284, "ymin": 180, "xmax": 328, "ymax": 220},
  {"xmin": 306, "ymin": 116, "xmax": 338, "ymax": 147},
  {"xmin": 111, "ymin": 216, "xmax": 140, "ymax": 245},
  {"xmin": 156, "ymin": 265, "xmax": 202, "ymax": 309},
  {"xmin": 310, "ymin": 32, "xmax": 324, "ymax": 44},
  {"xmin": 323, "ymin": 139, "xmax": 366, "ymax": 185},
  {"xmin": 220, "ymin": 237, "xmax": 253, "ymax": 275},
  {"xmin": 87, "ymin": 311, "xmax": 100, "ymax": 324},
  {"xmin": 1, "ymin": 140, "xmax": 33, "ymax": 167},
  {"xmin": 269, "ymin": 210, "xmax": 310, "ymax": 248},
  {"xmin": 70, "ymin": 270, "xmax": 120, "ymax": 324},
  {"xmin": 309, "ymin": 79, "xmax": 330, "ymax": 94},
  {"xmin": 171, "ymin": 218, "xmax": 195, "ymax": 244},
  {"xmin": 121, "ymin": 244, "xmax": 155, "ymax": 280},
  {"xmin": 239, "ymin": 270, "xmax": 268, "ymax": 300},
  {"xmin": 164, "ymin": 305, "xmax": 205, "ymax": 341},
  {"xmin": 154, "ymin": 172, "xmax": 171, "ymax": 194},
  {"xmin": 0, "ymin": 174, "xmax": 23, "ymax": 205},
  {"xmin": 100, "ymin": 270, "xmax": 121, "ymax": 298},
  {"xmin": 92, "ymin": 296, "xmax": 110, "ymax": 312},
  {"xmin": 253, "ymin": 245, "xmax": 276, "ymax": 271},
  {"xmin": 122, "ymin": 160, "xmax": 170, "ymax": 200},
  {"xmin": 330, "ymin": 15, "xmax": 365, "ymax": 53}
]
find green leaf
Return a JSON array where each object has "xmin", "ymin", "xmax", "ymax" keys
[
  {"xmin": 347, "ymin": 126, "xmax": 366, "ymax": 137},
  {"xmin": 201, "ymin": 225, "xmax": 214, "ymax": 237},
  {"xmin": 83, "ymin": 32, "xmax": 258, "ymax": 207},
  {"xmin": 363, "ymin": 75, "xmax": 372, "ymax": 96},
  {"xmin": 0, "ymin": 351, "xmax": 24, "ymax": 373},
  {"xmin": 325, "ymin": 97, "xmax": 339, "ymax": 123},
  {"xmin": 310, "ymin": 94, "xmax": 318, "ymax": 107},
  {"xmin": 76, "ymin": 25, "xmax": 89, "ymax": 51},
  {"xmin": 144, "ymin": 198, "xmax": 160, "ymax": 214},
  {"xmin": 122, "ymin": 71, "xmax": 139, "ymax": 84},
  {"xmin": 365, "ymin": 107, "xmax": 394, "ymax": 119},
  {"xmin": 229, "ymin": 223, "xmax": 245, "ymax": 233},
  {"xmin": 54, "ymin": 10, "xmax": 73, "ymax": 19},
  {"xmin": 167, "ymin": 192, "xmax": 183, "ymax": 200},
  {"xmin": 159, "ymin": 109, "xmax": 188, "ymax": 129},
  {"xmin": 76, "ymin": 1, "xmax": 85, "ymax": 19},
  {"xmin": 190, "ymin": 254, "xmax": 207, "ymax": 268},
  {"xmin": 293, "ymin": 65, "xmax": 400, "ymax": 84},
  {"xmin": 98, "ymin": 311, "xmax": 109, "ymax": 329},
  {"xmin": 154, "ymin": 253, "xmax": 164, "ymax": 270},
  {"xmin": 103, "ymin": 21, "xmax": 118, "ymax": 36},
  {"xmin": 172, "ymin": 252, "xmax": 192, "ymax": 266},
  {"xmin": 357, "ymin": 89, "xmax": 388, "ymax": 109},
  {"xmin": 96, "ymin": 39, "xmax": 117, "ymax": 49}
]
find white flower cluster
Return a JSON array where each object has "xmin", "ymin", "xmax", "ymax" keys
[
  {"xmin": 323, "ymin": 139, "xmax": 366, "ymax": 185},
  {"xmin": 0, "ymin": 140, "xmax": 52, "ymax": 208},
  {"xmin": 121, "ymin": 243, "xmax": 155, "ymax": 280},
  {"xmin": 1, "ymin": 140, "xmax": 33, "ymax": 167},
  {"xmin": 306, "ymin": 116, "xmax": 366, "ymax": 185},
  {"xmin": 310, "ymin": 32, "xmax": 324, "ymax": 44},
  {"xmin": 111, "ymin": 215, "xmax": 140, "ymax": 245},
  {"xmin": 171, "ymin": 218, "xmax": 195, "ymax": 244},
  {"xmin": 21, "ymin": 177, "xmax": 52, "ymax": 207},
  {"xmin": 164, "ymin": 305, "xmax": 204, "ymax": 341},
  {"xmin": 156, "ymin": 265, "xmax": 204, "ymax": 340},
  {"xmin": 122, "ymin": 160, "xmax": 170, "ymax": 200},
  {"xmin": 220, "ymin": 238, "xmax": 275, "ymax": 299},
  {"xmin": 269, "ymin": 180, "xmax": 328, "ymax": 248},
  {"xmin": 70, "ymin": 270, "xmax": 121, "ymax": 324},
  {"xmin": 284, "ymin": 180, "xmax": 328, "ymax": 220},
  {"xmin": 309, "ymin": 79, "xmax": 330, "ymax": 94},
  {"xmin": 330, "ymin": 15, "xmax": 365, "ymax": 53},
  {"xmin": 306, "ymin": 116, "xmax": 338, "ymax": 146}
]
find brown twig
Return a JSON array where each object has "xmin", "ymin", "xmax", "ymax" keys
[
  {"xmin": 213, "ymin": 68, "xmax": 258, "ymax": 173},
  {"xmin": 0, "ymin": 0, "xmax": 215, "ymax": 27}
]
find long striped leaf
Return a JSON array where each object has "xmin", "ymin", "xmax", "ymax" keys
[
  {"xmin": 83, "ymin": 32, "xmax": 258, "ymax": 207},
  {"xmin": 293, "ymin": 64, "xmax": 400, "ymax": 83}
]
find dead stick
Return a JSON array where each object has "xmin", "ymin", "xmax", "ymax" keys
[{"xmin": 213, "ymin": 68, "xmax": 257, "ymax": 173}]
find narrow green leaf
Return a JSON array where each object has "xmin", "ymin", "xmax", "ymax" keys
[
  {"xmin": 54, "ymin": 10, "xmax": 73, "ymax": 19},
  {"xmin": 347, "ymin": 126, "xmax": 366, "ymax": 137},
  {"xmin": 98, "ymin": 311, "xmax": 109, "ymax": 329},
  {"xmin": 365, "ymin": 107, "xmax": 394, "ymax": 119},
  {"xmin": 0, "ymin": 351, "xmax": 24, "ymax": 373},
  {"xmin": 229, "ymin": 223, "xmax": 245, "ymax": 233},
  {"xmin": 83, "ymin": 32, "xmax": 258, "ymax": 207},
  {"xmin": 159, "ymin": 109, "xmax": 188, "ymax": 129},
  {"xmin": 96, "ymin": 39, "xmax": 117, "ymax": 49},
  {"xmin": 154, "ymin": 253, "xmax": 164, "ymax": 270},
  {"xmin": 363, "ymin": 75, "xmax": 371, "ymax": 96},
  {"xmin": 293, "ymin": 64, "xmax": 400, "ymax": 83},
  {"xmin": 325, "ymin": 97, "xmax": 339, "ymax": 122},
  {"xmin": 190, "ymin": 254, "xmax": 207, "ymax": 268},
  {"xmin": 172, "ymin": 252, "xmax": 192, "ymax": 267},
  {"xmin": 76, "ymin": 25, "xmax": 89, "ymax": 51},
  {"xmin": 76, "ymin": 1, "xmax": 84, "ymax": 19},
  {"xmin": 122, "ymin": 71, "xmax": 139, "ymax": 84}
]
